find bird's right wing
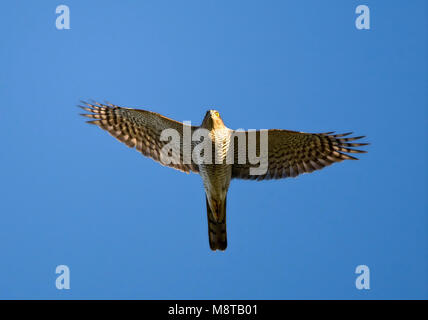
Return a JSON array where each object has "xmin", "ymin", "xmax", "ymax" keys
[
  {"xmin": 231, "ymin": 129, "xmax": 368, "ymax": 180},
  {"xmin": 80, "ymin": 101, "xmax": 200, "ymax": 173}
]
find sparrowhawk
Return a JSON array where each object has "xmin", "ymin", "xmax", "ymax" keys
[{"xmin": 80, "ymin": 101, "xmax": 368, "ymax": 251}]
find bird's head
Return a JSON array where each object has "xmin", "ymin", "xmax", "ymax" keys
[{"xmin": 201, "ymin": 109, "xmax": 225, "ymax": 130}]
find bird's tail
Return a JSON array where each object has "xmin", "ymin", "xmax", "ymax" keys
[{"xmin": 206, "ymin": 196, "xmax": 227, "ymax": 251}]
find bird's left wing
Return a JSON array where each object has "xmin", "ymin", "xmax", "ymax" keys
[
  {"xmin": 80, "ymin": 101, "xmax": 199, "ymax": 173},
  {"xmin": 231, "ymin": 129, "xmax": 368, "ymax": 180}
]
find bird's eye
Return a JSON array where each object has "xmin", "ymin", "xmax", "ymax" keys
[{"xmin": 214, "ymin": 112, "xmax": 220, "ymax": 117}]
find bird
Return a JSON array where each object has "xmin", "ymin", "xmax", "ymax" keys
[{"xmin": 79, "ymin": 101, "xmax": 368, "ymax": 251}]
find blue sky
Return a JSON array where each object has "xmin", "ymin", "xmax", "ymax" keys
[{"xmin": 0, "ymin": 0, "xmax": 426, "ymax": 299}]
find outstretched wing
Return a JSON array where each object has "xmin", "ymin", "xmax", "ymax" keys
[
  {"xmin": 232, "ymin": 129, "xmax": 368, "ymax": 180},
  {"xmin": 80, "ymin": 101, "xmax": 199, "ymax": 173}
]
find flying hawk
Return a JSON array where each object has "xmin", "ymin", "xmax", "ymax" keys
[{"xmin": 80, "ymin": 101, "xmax": 368, "ymax": 251}]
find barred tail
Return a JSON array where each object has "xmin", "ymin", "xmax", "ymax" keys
[{"xmin": 206, "ymin": 196, "xmax": 227, "ymax": 251}]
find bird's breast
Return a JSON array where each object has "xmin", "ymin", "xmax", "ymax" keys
[{"xmin": 198, "ymin": 129, "xmax": 233, "ymax": 199}]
